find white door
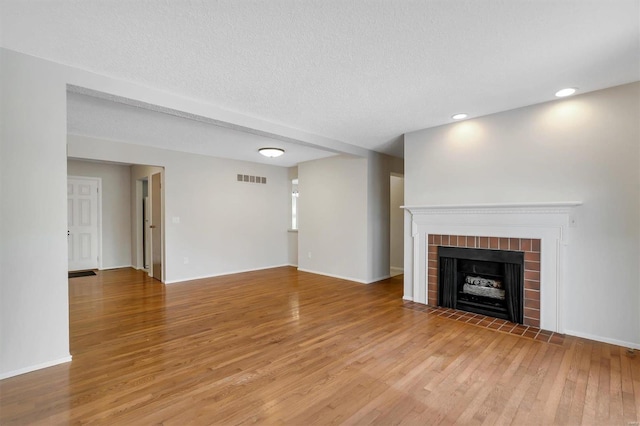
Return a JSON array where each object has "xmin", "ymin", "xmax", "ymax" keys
[{"xmin": 68, "ymin": 177, "xmax": 99, "ymax": 271}]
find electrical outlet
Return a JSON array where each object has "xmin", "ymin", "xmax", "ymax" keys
[
  {"xmin": 307, "ymin": 252, "xmax": 312, "ymax": 259},
  {"xmin": 183, "ymin": 257, "xmax": 189, "ymax": 264}
]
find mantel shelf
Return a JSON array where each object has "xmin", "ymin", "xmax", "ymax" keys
[{"xmin": 402, "ymin": 201, "xmax": 583, "ymax": 212}]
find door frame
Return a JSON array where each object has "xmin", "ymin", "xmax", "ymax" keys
[
  {"xmin": 133, "ymin": 169, "xmax": 165, "ymax": 282},
  {"xmin": 134, "ymin": 178, "xmax": 147, "ymax": 271},
  {"xmin": 150, "ymin": 172, "xmax": 163, "ymax": 282},
  {"xmin": 67, "ymin": 175, "xmax": 103, "ymax": 271}
]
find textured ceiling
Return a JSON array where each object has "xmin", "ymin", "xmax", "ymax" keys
[{"xmin": 2, "ymin": 1, "xmax": 639, "ymax": 159}]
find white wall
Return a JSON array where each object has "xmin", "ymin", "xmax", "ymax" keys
[
  {"xmin": 67, "ymin": 159, "xmax": 132, "ymax": 269},
  {"xmin": 297, "ymin": 153, "xmax": 402, "ymax": 283},
  {"xmin": 287, "ymin": 231, "xmax": 298, "ymax": 267},
  {"xmin": 389, "ymin": 175, "xmax": 404, "ymax": 273},
  {"xmin": 1, "ymin": 49, "xmax": 71, "ymax": 378},
  {"xmin": 298, "ymin": 155, "xmax": 369, "ymax": 282},
  {"xmin": 68, "ymin": 135, "xmax": 290, "ymax": 283},
  {"xmin": 404, "ymin": 82, "xmax": 640, "ymax": 347}
]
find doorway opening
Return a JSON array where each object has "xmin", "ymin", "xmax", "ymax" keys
[
  {"xmin": 389, "ymin": 174, "xmax": 404, "ymax": 277},
  {"xmin": 133, "ymin": 166, "xmax": 164, "ymax": 282}
]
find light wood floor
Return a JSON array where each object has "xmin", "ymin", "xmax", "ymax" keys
[{"xmin": 1, "ymin": 267, "xmax": 639, "ymax": 425}]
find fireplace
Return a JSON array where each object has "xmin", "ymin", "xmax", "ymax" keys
[
  {"xmin": 438, "ymin": 246, "xmax": 524, "ymax": 323},
  {"xmin": 429, "ymin": 234, "xmax": 540, "ymax": 327},
  {"xmin": 402, "ymin": 202, "xmax": 581, "ymax": 333}
]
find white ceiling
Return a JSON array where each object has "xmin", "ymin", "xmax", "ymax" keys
[{"xmin": 2, "ymin": 1, "xmax": 639, "ymax": 160}]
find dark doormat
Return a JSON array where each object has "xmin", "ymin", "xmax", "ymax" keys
[{"xmin": 68, "ymin": 270, "xmax": 97, "ymax": 279}]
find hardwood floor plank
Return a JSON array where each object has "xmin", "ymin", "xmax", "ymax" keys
[
  {"xmin": 620, "ymin": 347, "xmax": 639, "ymax": 422},
  {"xmin": 0, "ymin": 267, "xmax": 638, "ymax": 425},
  {"xmin": 544, "ymin": 339, "xmax": 577, "ymax": 422},
  {"xmin": 596, "ymin": 344, "xmax": 612, "ymax": 423},
  {"xmin": 609, "ymin": 345, "xmax": 625, "ymax": 424}
]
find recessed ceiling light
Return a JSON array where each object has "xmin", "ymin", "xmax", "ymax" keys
[
  {"xmin": 258, "ymin": 147, "xmax": 285, "ymax": 158},
  {"xmin": 555, "ymin": 88, "xmax": 577, "ymax": 97},
  {"xmin": 452, "ymin": 113, "xmax": 468, "ymax": 120}
]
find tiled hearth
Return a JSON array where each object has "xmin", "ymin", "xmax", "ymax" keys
[{"xmin": 428, "ymin": 234, "xmax": 541, "ymax": 328}]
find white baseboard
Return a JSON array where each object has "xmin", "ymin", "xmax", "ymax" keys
[
  {"xmin": 563, "ymin": 329, "xmax": 640, "ymax": 350},
  {"xmin": 403, "ymin": 295, "xmax": 414, "ymax": 301},
  {"xmin": 370, "ymin": 274, "xmax": 391, "ymax": 283},
  {"xmin": 0, "ymin": 355, "xmax": 72, "ymax": 380},
  {"xmin": 296, "ymin": 268, "xmax": 367, "ymax": 283},
  {"xmin": 390, "ymin": 267, "xmax": 404, "ymax": 276},
  {"xmin": 164, "ymin": 264, "xmax": 292, "ymax": 284},
  {"xmin": 296, "ymin": 268, "xmax": 390, "ymax": 284},
  {"xmin": 99, "ymin": 264, "xmax": 134, "ymax": 271}
]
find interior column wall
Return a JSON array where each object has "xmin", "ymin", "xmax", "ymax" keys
[
  {"xmin": 0, "ymin": 49, "xmax": 71, "ymax": 378},
  {"xmin": 297, "ymin": 155, "xmax": 369, "ymax": 282}
]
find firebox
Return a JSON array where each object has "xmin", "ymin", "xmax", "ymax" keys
[{"xmin": 438, "ymin": 246, "xmax": 524, "ymax": 323}]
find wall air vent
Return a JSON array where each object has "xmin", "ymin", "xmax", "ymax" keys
[{"xmin": 237, "ymin": 174, "xmax": 267, "ymax": 184}]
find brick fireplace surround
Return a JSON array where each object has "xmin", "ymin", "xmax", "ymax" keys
[{"xmin": 427, "ymin": 234, "xmax": 541, "ymax": 328}]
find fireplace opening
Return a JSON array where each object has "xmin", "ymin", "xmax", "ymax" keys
[{"xmin": 438, "ymin": 246, "xmax": 524, "ymax": 323}]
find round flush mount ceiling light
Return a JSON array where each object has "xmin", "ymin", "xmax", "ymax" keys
[
  {"xmin": 555, "ymin": 88, "xmax": 577, "ymax": 97},
  {"xmin": 258, "ymin": 148, "xmax": 285, "ymax": 158},
  {"xmin": 452, "ymin": 113, "xmax": 468, "ymax": 120}
]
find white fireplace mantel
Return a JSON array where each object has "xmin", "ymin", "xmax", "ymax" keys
[{"xmin": 402, "ymin": 201, "xmax": 582, "ymax": 333}]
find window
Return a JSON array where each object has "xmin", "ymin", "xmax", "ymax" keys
[{"xmin": 291, "ymin": 179, "xmax": 299, "ymax": 230}]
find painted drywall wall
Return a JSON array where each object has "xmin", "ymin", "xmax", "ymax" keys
[
  {"xmin": 287, "ymin": 231, "xmax": 298, "ymax": 267},
  {"xmin": 298, "ymin": 153, "xmax": 403, "ymax": 283},
  {"xmin": 68, "ymin": 135, "xmax": 290, "ymax": 283},
  {"xmin": 0, "ymin": 49, "xmax": 71, "ymax": 378},
  {"xmin": 365, "ymin": 152, "xmax": 404, "ymax": 282},
  {"xmin": 297, "ymin": 155, "xmax": 369, "ymax": 282},
  {"xmin": 390, "ymin": 175, "xmax": 404, "ymax": 273},
  {"xmin": 67, "ymin": 159, "xmax": 132, "ymax": 269},
  {"xmin": 404, "ymin": 82, "xmax": 640, "ymax": 347}
]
